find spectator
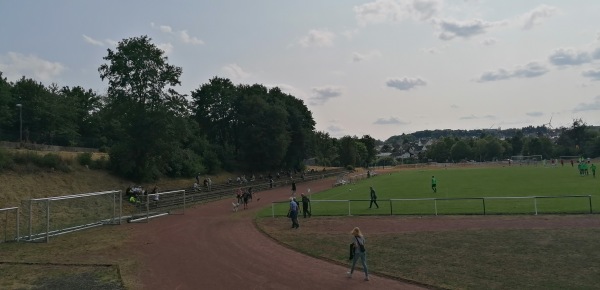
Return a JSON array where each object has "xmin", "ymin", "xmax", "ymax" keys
[
  {"xmin": 369, "ymin": 187, "xmax": 379, "ymax": 209},
  {"xmin": 301, "ymin": 193, "xmax": 311, "ymax": 218},
  {"xmin": 347, "ymin": 227, "xmax": 369, "ymax": 281},
  {"xmin": 288, "ymin": 197, "xmax": 300, "ymax": 229}
]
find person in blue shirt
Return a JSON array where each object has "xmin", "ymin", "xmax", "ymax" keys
[{"xmin": 288, "ymin": 197, "xmax": 300, "ymax": 229}]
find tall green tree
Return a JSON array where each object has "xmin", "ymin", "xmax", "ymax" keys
[
  {"xmin": 98, "ymin": 35, "xmax": 194, "ymax": 181},
  {"xmin": 0, "ymin": 73, "xmax": 16, "ymax": 140},
  {"xmin": 359, "ymin": 135, "xmax": 377, "ymax": 166}
]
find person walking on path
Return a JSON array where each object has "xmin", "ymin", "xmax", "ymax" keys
[
  {"xmin": 369, "ymin": 187, "xmax": 379, "ymax": 209},
  {"xmin": 288, "ymin": 197, "xmax": 300, "ymax": 229},
  {"xmin": 431, "ymin": 176, "xmax": 437, "ymax": 193},
  {"xmin": 291, "ymin": 180, "xmax": 297, "ymax": 196},
  {"xmin": 347, "ymin": 227, "xmax": 369, "ymax": 281},
  {"xmin": 301, "ymin": 193, "xmax": 311, "ymax": 218}
]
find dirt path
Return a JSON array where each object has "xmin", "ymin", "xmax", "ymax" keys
[{"xmin": 129, "ymin": 177, "xmax": 426, "ymax": 290}]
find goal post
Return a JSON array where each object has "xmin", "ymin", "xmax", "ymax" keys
[
  {"xmin": 0, "ymin": 207, "xmax": 19, "ymax": 243},
  {"xmin": 511, "ymin": 155, "xmax": 543, "ymax": 165},
  {"xmin": 23, "ymin": 190, "xmax": 121, "ymax": 243},
  {"xmin": 128, "ymin": 189, "xmax": 186, "ymax": 223}
]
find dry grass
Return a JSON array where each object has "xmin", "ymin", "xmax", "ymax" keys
[
  {"xmin": 256, "ymin": 217, "xmax": 600, "ymax": 289},
  {"xmin": 0, "ymin": 224, "xmax": 138, "ymax": 289}
]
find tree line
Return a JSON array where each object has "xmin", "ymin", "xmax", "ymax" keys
[
  {"xmin": 413, "ymin": 120, "xmax": 600, "ymax": 163},
  {"xmin": 0, "ymin": 36, "xmax": 377, "ymax": 181}
]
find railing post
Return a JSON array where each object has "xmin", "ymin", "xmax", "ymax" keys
[
  {"xmin": 434, "ymin": 199, "xmax": 438, "ymax": 216},
  {"xmin": 46, "ymin": 199, "xmax": 50, "ymax": 243},
  {"xmin": 28, "ymin": 200, "xmax": 32, "ymax": 241},
  {"xmin": 534, "ymin": 197, "xmax": 538, "ymax": 215},
  {"xmin": 119, "ymin": 190, "xmax": 122, "ymax": 225},
  {"xmin": 482, "ymin": 198, "xmax": 486, "ymax": 215},
  {"xmin": 16, "ymin": 207, "xmax": 20, "ymax": 242},
  {"xmin": 589, "ymin": 195, "xmax": 593, "ymax": 214},
  {"xmin": 348, "ymin": 200, "xmax": 351, "ymax": 216},
  {"xmin": 389, "ymin": 200, "xmax": 393, "ymax": 216}
]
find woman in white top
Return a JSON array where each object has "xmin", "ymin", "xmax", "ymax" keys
[{"xmin": 347, "ymin": 226, "xmax": 369, "ymax": 281}]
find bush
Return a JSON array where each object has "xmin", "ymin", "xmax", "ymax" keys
[
  {"xmin": 90, "ymin": 156, "xmax": 110, "ymax": 170},
  {"xmin": 77, "ymin": 152, "xmax": 93, "ymax": 166},
  {"xmin": 39, "ymin": 153, "xmax": 63, "ymax": 168},
  {"xmin": 0, "ymin": 148, "xmax": 15, "ymax": 170},
  {"xmin": 345, "ymin": 165, "xmax": 354, "ymax": 171}
]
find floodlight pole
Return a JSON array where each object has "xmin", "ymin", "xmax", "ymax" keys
[{"xmin": 16, "ymin": 104, "xmax": 22, "ymax": 143}]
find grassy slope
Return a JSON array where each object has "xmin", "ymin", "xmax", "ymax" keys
[{"xmin": 0, "ymin": 165, "xmax": 226, "ymax": 209}]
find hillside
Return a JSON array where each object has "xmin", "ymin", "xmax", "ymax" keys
[{"xmin": 0, "ymin": 166, "xmax": 200, "ymax": 209}]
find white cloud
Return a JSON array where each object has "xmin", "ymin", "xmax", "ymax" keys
[
  {"xmin": 222, "ymin": 63, "xmax": 251, "ymax": 80},
  {"xmin": 309, "ymin": 86, "xmax": 343, "ymax": 105},
  {"xmin": 481, "ymin": 38, "xmax": 497, "ymax": 46},
  {"xmin": 436, "ymin": 18, "xmax": 495, "ymax": 40},
  {"xmin": 352, "ymin": 50, "xmax": 382, "ymax": 62},
  {"xmin": 573, "ymin": 96, "xmax": 600, "ymax": 112},
  {"xmin": 526, "ymin": 111, "xmax": 544, "ymax": 117},
  {"xmin": 520, "ymin": 5, "xmax": 559, "ymax": 30},
  {"xmin": 582, "ymin": 69, "xmax": 600, "ymax": 81},
  {"xmin": 354, "ymin": 0, "xmax": 442, "ymax": 26},
  {"xmin": 373, "ymin": 117, "xmax": 410, "ymax": 125},
  {"xmin": 267, "ymin": 83, "xmax": 306, "ymax": 100},
  {"xmin": 159, "ymin": 25, "xmax": 173, "ymax": 33},
  {"xmin": 0, "ymin": 52, "xmax": 65, "ymax": 82},
  {"xmin": 299, "ymin": 29, "xmax": 335, "ymax": 47},
  {"xmin": 179, "ymin": 30, "xmax": 204, "ymax": 45},
  {"xmin": 548, "ymin": 48, "xmax": 592, "ymax": 66},
  {"xmin": 105, "ymin": 39, "xmax": 118, "ymax": 46},
  {"xmin": 326, "ymin": 124, "xmax": 345, "ymax": 137},
  {"xmin": 152, "ymin": 23, "xmax": 204, "ymax": 45},
  {"xmin": 82, "ymin": 34, "xmax": 104, "ymax": 46},
  {"xmin": 459, "ymin": 114, "xmax": 495, "ymax": 120},
  {"xmin": 477, "ymin": 61, "xmax": 549, "ymax": 82},
  {"xmin": 157, "ymin": 42, "xmax": 174, "ymax": 55},
  {"xmin": 386, "ymin": 77, "xmax": 427, "ymax": 90}
]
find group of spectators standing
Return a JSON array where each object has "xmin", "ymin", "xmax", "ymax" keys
[
  {"xmin": 194, "ymin": 174, "xmax": 212, "ymax": 191},
  {"xmin": 125, "ymin": 185, "xmax": 157, "ymax": 204},
  {"xmin": 287, "ymin": 193, "xmax": 312, "ymax": 229},
  {"xmin": 236, "ymin": 187, "xmax": 254, "ymax": 209}
]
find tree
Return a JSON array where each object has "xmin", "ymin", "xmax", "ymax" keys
[
  {"xmin": 359, "ymin": 135, "xmax": 377, "ymax": 167},
  {"xmin": 338, "ymin": 136, "xmax": 358, "ymax": 167},
  {"xmin": 0, "ymin": 73, "xmax": 16, "ymax": 140},
  {"xmin": 235, "ymin": 90, "xmax": 290, "ymax": 172},
  {"xmin": 268, "ymin": 87, "xmax": 315, "ymax": 170},
  {"xmin": 450, "ymin": 140, "xmax": 472, "ymax": 161},
  {"xmin": 98, "ymin": 35, "xmax": 194, "ymax": 181}
]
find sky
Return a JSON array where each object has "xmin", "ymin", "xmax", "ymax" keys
[{"xmin": 1, "ymin": 0, "xmax": 600, "ymax": 141}]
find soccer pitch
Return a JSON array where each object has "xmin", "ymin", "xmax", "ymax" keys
[{"xmin": 265, "ymin": 164, "xmax": 599, "ymax": 216}]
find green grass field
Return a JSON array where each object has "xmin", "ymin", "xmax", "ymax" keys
[
  {"xmin": 256, "ymin": 164, "xmax": 600, "ymax": 289},
  {"xmin": 262, "ymin": 164, "xmax": 599, "ymax": 217}
]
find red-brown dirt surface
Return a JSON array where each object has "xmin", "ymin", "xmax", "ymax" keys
[{"xmin": 127, "ymin": 175, "xmax": 600, "ymax": 290}]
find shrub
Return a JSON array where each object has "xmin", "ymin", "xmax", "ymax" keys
[
  {"xmin": 0, "ymin": 148, "xmax": 15, "ymax": 170},
  {"xmin": 39, "ymin": 153, "xmax": 63, "ymax": 168},
  {"xmin": 90, "ymin": 156, "xmax": 110, "ymax": 170},
  {"xmin": 77, "ymin": 152, "xmax": 93, "ymax": 166}
]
